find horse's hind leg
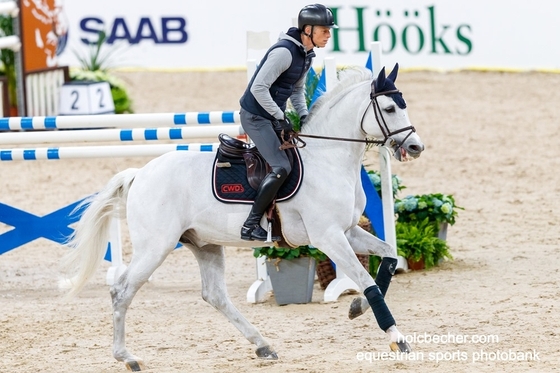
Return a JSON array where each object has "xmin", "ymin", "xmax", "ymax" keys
[
  {"xmin": 110, "ymin": 238, "xmax": 176, "ymax": 371},
  {"xmin": 189, "ymin": 244, "xmax": 278, "ymax": 360}
]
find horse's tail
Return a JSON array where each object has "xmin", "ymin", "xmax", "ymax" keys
[{"xmin": 60, "ymin": 168, "xmax": 139, "ymax": 298}]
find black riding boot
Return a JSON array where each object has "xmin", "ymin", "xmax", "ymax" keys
[{"xmin": 241, "ymin": 167, "xmax": 288, "ymax": 241}]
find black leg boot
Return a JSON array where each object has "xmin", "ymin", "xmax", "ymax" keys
[
  {"xmin": 241, "ymin": 167, "xmax": 287, "ymax": 241},
  {"xmin": 375, "ymin": 257, "xmax": 398, "ymax": 296}
]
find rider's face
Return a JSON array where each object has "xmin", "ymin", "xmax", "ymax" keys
[{"xmin": 311, "ymin": 26, "xmax": 332, "ymax": 48}]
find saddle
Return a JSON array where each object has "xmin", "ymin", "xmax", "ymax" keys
[
  {"xmin": 217, "ymin": 134, "xmax": 270, "ymax": 190},
  {"xmin": 212, "ymin": 134, "xmax": 303, "ymax": 248}
]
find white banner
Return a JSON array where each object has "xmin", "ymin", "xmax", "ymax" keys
[{"xmin": 56, "ymin": 1, "xmax": 560, "ymax": 71}]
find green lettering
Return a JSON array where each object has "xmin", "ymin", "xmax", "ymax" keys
[
  {"xmin": 456, "ymin": 24, "xmax": 472, "ymax": 55},
  {"xmin": 428, "ymin": 6, "xmax": 451, "ymax": 54},
  {"xmin": 330, "ymin": 7, "xmax": 366, "ymax": 53},
  {"xmin": 402, "ymin": 24, "xmax": 424, "ymax": 54},
  {"xmin": 373, "ymin": 23, "xmax": 397, "ymax": 52}
]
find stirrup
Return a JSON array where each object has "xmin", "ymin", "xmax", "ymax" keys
[{"xmin": 241, "ymin": 224, "xmax": 279, "ymax": 242}]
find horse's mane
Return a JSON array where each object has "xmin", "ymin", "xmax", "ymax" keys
[{"xmin": 307, "ymin": 66, "xmax": 372, "ymax": 120}]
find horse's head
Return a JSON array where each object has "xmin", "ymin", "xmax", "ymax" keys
[{"xmin": 363, "ymin": 63, "xmax": 424, "ymax": 161}]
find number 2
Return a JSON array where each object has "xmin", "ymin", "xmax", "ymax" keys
[
  {"xmin": 96, "ymin": 88, "xmax": 105, "ymax": 108},
  {"xmin": 71, "ymin": 90, "xmax": 79, "ymax": 110}
]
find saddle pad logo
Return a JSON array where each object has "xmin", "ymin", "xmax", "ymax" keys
[{"xmin": 221, "ymin": 184, "xmax": 245, "ymax": 193}]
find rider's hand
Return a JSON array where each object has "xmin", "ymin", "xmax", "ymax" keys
[
  {"xmin": 299, "ymin": 115, "xmax": 308, "ymax": 126},
  {"xmin": 278, "ymin": 116, "xmax": 293, "ymax": 132}
]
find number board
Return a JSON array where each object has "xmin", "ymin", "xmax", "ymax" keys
[{"xmin": 59, "ymin": 81, "xmax": 115, "ymax": 115}]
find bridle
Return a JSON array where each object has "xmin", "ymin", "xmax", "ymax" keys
[{"xmin": 280, "ymin": 87, "xmax": 416, "ymax": 151}]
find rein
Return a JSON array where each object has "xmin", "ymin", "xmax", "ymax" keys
[{"xmin": 280, "ymin": 88, "xmax": 416, "ymax": 150}]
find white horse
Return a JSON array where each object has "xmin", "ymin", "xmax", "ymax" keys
[{"xmin": 61, "ymin": 63, "xmax": 424, "ymax": 371}]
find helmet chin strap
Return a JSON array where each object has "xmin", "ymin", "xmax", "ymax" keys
[{"xmin": 302, "ymin": 25, "xmax": 318, "ymax": 48}]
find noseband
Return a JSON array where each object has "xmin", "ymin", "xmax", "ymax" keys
[
  {"xmin": 360, "ymin": 89, "xmax": 416, "ymax": 148},
  {"xmin": 282, "ymin": 87, "xmax": 416, "ymax": 150}
]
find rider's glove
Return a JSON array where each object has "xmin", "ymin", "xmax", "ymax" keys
[{"xmin": 277, "ymin": 116, "xmax": 293, "ymax": 132}]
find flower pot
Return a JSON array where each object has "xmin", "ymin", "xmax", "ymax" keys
[
  {"xmin": 407, "ymin": 257, "xmax": 425, "ymax": 271},
  {"xmin": 266, "ymin": 256, "xmax": 316, "ymax": 306},
  {"xmin": 438, "ymin": 222, "xmax": 448, "ymax": 241},
  {"xmin": 316, "ymin": 258, "xmax": 336, "ymax": 290}
]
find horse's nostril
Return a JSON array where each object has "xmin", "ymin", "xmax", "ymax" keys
[{"xmin": 408, "ymin": 144, "xmax": 423, "ymax": 154}]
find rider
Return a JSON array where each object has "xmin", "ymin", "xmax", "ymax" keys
[{"xmin": 239, "ymin": 4, "xmax": 338, "ymax": 241}]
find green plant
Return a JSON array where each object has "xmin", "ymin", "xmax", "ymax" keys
[
  {"xmin": 395, "ymin": 193, "xmax": 463, "ymax": 226},
  {"xmin": 0, "ymin": 15, "xmax": 16, "ymax": 108},
  {"xmin": 74, "ymin": 30, "xmax": 120, "ymax": 73},
  {"xmin": 285, "ymin": 67, "xmax": 322, "ymax": 131},
  {"xmin": 367, "ymin": 169, "xmax": 406, "ymax": 198},
  {"xmin": 253, "ymin": 245, "xmax": 327, "ymax": 262},
  {"xmin": 71, "ymin": 30, "xmax": 133, "ymax": 114},
  {"xmin": 396, "ymin": 218, "xmax": 452, "ymax": 269}
]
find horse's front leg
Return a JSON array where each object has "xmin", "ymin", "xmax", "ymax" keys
[
  {"xmin": 315, "ymin": 229, "xmax": 410, "ymax": 353},
  {"xmin": 345, "ymin": 226, "xmax": 399, "ymax": 320}
]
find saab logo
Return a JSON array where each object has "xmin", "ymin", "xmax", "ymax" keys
[
  {"xmin": 221, "ymin": 184, "xmax": 244, "ymax": 193},
  {"xmin": 79, "ymin": 17, "xmax": 188, "ymax": 45}
]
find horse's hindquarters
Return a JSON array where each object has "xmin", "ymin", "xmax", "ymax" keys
[{"xmin": 125, "ymin": 151, "xmax": 257, "ymax": 249}]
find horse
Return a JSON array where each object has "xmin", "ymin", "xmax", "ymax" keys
[{"xmin": 61, "ymin": 63, "xmax": 425, "ymax": 371}]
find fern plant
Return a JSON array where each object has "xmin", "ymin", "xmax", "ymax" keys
[
  {"xmin": 396, "ymin": 218, "xmax": 452, "ymax": 269},
  {"xmin": 253, "ymin": 245, "xmax": 326, "ymax": 262}
]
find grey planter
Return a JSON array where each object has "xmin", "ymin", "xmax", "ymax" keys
[
  {"xmin": 266, "ymin": 256, "xmax": 316, "ymax": 306},
  {"xmin": 438, "ymin": 222, "xmax": 448, "ymax": 241}
]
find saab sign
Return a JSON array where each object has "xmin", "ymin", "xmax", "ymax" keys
[{"xmin": 79, "ymin": 17, "xmax": 188, "ymax": 44}]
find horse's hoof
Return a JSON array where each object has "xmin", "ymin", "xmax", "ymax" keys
[
  {"xmin": 348, "ymin": 297, "xmax": 366, "ymax": 320},
  {"xmin": 390, "ymin": 341, "xmax": 412, "ymax": 353},
  {"xmin": 256, "ymin": 346, "xmax": 278, "ymax": 360},
  {"xmin": 125, "ymin": 360, "xmax": 146, "ymax": 371}
]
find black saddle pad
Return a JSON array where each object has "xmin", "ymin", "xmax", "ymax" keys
[{"xmin": 212, "ymin": 147, "xmax": 303, "ymax": 204}]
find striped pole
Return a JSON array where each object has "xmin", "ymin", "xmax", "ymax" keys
[
  {"xmin": 0, "ymin": 125, "xmax": 243, "ymax": 145},
  {"xmin": 0, "ymin": 111, "xmax": 240, "ymax": 130},
  {"xmin": 0, "ymin": 143, "xmax": 219, "ymax": 161},
  {"xmin": 0, "ymin": 1, "xmax": 18, "ymax": 16}
]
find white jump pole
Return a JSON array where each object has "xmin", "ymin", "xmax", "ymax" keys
[
  {"xmin": 0, "ymin": 124, "xmax": 243, "ymax": 145},
  {"xmin": 0, "ymin": 142, "xmax": 219, "ymax": 161},
  {"xmin": 0, "ymin": 1, "xmax": 19, "ymax": 17},
  {"xmin": 0, "ymin": 35, "xmax": 20, "ymax": 51},
  {"xmin": 322, "ymin": 56, "xmax": 363, "ymax": 302},
  {"xmin": 369, "ymin": 41, "xmax": 407, "ymax": 271},
  {"xmin": 0, "ymin": 111, "xmax": 240, "ymax": 130},
  {"xmin": 245, "ymin": 57, "xmax": 273, "ymax": 303},
  {"xmin": 106, "ymin": 219, "xmax": 126, "ymax": 286}
]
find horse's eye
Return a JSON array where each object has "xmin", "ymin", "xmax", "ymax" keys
[{"xmin": 385, "ymin": 106, "xmax": 396, "ymax": 113}]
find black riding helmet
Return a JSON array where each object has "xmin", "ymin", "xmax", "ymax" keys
[{"xmin": 298, "ymin": 4, "xmax": 338, "ymax": 30}]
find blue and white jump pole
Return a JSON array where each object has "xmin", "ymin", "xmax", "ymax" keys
[{"xmin": 0, "ymin": 111, "xmax": 243, "ymax": 284}]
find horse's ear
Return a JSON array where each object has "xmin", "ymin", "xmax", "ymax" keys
[
  {"xmin": 387, "ymin": 63, "xmax": 399, "ymax": 83},
  {"xmin": 374, "ymin": 66, "xmax": 387, "ymax": 92}
]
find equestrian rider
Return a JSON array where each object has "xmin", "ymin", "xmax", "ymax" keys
[{"xmin": 239, "ymin": 4, "xmax": 338, "ymax": 241}]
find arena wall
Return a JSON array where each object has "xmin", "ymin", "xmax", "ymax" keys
[{"xmin": 55, "ymin": 0, "xmax": 560, "ymax": 71}]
